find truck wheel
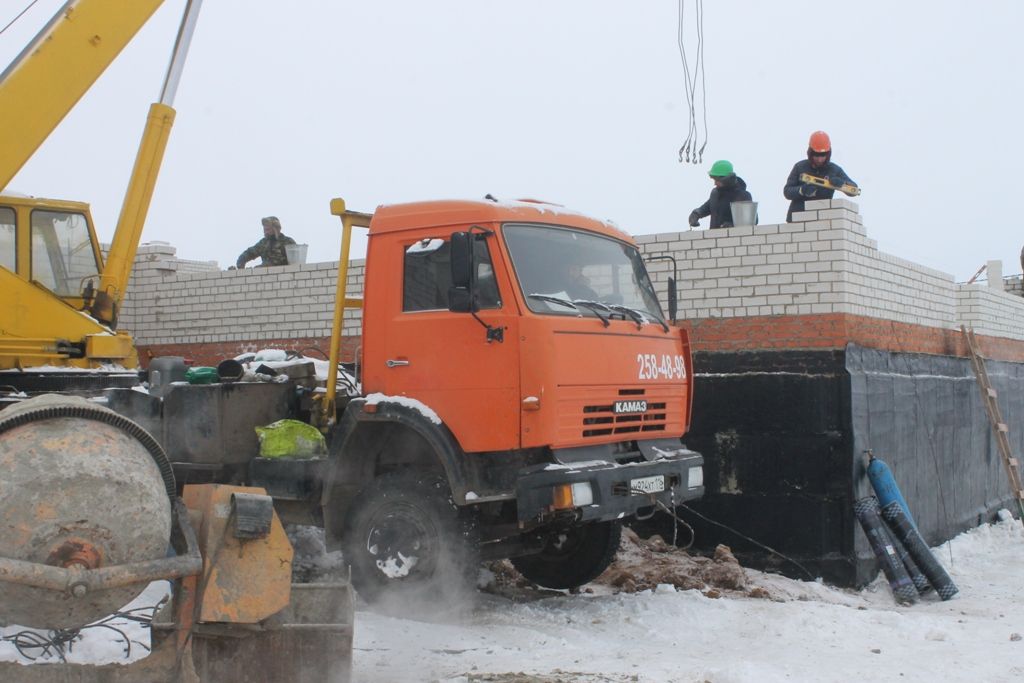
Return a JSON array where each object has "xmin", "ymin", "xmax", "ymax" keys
[
  {"xmin": 342, "ymin": 471, "xmax": 477, "ymax": 602},
  {"xmin": 511, "ymin": 521, "xmax": 622, "ymax": 590}
]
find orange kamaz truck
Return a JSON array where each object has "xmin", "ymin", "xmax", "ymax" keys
[
  {"xmin": 316, "ymin": 196, "xmax": 705, "ymax": 598},
  {"xmin": 3, "ymin": 192, "xmax": 704, "ymax": 604}
]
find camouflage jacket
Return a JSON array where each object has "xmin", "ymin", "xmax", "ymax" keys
[{"xmin": 236, "ymin": 233, "xmax": 296, "ymax": 267}]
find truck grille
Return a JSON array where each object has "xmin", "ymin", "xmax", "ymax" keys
[{"xmin": 557, "ymin": 387, "xmax": 684, "ymax": 441}]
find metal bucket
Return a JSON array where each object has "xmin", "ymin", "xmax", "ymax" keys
[
  {"xmin": 285, "ymin": 243, "xmax": 308, "ymax": 265},
  {"xmin": 730, "ymin": 201, "xmax": 758, "ymax": 227}
]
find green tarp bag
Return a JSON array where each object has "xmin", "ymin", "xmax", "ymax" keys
[{"xmin": 255, "ymin": 419, "xmax": 326, "ymax": 459}]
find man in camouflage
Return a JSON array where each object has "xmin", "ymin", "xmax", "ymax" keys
[{"xmin": 235, "ymin": 216, "xmax": 296, "ymax": 268}]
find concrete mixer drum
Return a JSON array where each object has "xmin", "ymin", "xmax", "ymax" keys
[{"xmin": 0, "ymin": 394, "xmax": 175, "ymax": 629}]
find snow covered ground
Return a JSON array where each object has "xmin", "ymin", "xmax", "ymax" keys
[
  {"xmin": 352, "ymin": 514, "xmax": 1024, "ymax": 682},
  {"xmin": 2, "ymin": 514, "xmax": 1022, "ymax": 682}
]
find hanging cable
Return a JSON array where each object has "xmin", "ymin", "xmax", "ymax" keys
[
  {"xmin": 0, "ymin": 0, "xmax": 42, "ymax": 37},
  {"xmin": 676, "ymin": 1, "xmax": 694, "ymax": 163},
  {"xmin": 677, "ymin": 0, "xmax": 708, "ymax": 165},
  {"xmin": 695, "ymin": 0, "xmax": 708, "ymax": 162}
]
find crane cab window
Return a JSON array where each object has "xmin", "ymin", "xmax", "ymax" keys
[
  {"xmin": 30, "ymin": 210, "xmax": 99, "ymax": 297},
  {"xmin": 0, "ymin": 207, "xmax": 14, "ymax": 273},
  {"xmin": 403, "ymin": 236, "xmax": 501, "ymax": 312}
]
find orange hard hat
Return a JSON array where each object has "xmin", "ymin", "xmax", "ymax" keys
[{"xmin": 808, "ymin": 131, "xmax": 831, "ymax": 153}]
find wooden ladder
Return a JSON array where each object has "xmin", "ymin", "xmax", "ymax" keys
[{"xmin": 961, "ymin": 325, "xmax": 1024, "ymax": 520}]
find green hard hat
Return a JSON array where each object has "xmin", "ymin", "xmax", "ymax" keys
[{"xmin": 708, "ymin": 160, "xmax": 734, "ymax": 178}]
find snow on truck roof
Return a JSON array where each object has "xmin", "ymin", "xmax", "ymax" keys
[{"xmin": 369, "ymin": 197, "xmax": 631, "ymax": 242}]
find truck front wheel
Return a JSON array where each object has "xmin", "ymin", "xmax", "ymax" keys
[
  {"xmin": 341, "ymin": 471, "xmax": 477, "ymax": 602},
  {"xmin": 511, "ymin": 520, "xmax": 622, "ymax": 589}
]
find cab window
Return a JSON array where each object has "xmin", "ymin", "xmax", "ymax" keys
[
  {"xmin": 30, "ymin": 210, "xmax": 99, "ymax": 297},
  {"xmin": 0, "ymin": 207, "xmax": 14, "ymax": 273},
  {"xmin": 403, "ymin": 236, "xmax": 501, "ymax": 312}
]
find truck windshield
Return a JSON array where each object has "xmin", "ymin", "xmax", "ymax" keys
[
  {"xmin": 30, "ymin": 210, "xmax": 98, "ymax": 297},
  {"xmin": 503, "ymin": 223, "xmax": 664, "ymax": 324}
]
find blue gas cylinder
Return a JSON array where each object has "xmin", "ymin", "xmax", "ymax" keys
[{"xmin": 866, "ymin": 455, "xmax": 917, "ymax": 529}]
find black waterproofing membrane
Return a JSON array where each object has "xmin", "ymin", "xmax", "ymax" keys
[{"xmin": 631, "ymin": 343, "xmax": 1024, "ymax": 587}]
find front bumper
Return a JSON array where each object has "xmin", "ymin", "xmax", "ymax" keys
[{"xmin": 515, "ymin": 446, "xmax": 704, "ymax": 524}]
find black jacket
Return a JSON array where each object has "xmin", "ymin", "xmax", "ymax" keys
[
  {"xmin": 691, "ymin": 176, "xmax": 753, "ymax": 229},
  {"xmin": 784, "ymin": 159, "xmax": 856, "ymax": 222}
]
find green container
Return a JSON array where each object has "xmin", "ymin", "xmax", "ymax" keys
[{"xmin": 184, "ymin": 366, "xmax": 219, "ymax": 384}]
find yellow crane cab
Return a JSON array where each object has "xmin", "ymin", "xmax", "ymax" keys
[{"xmin": 0, "ymin": 192, "xmax": 104, "ymax": 311}]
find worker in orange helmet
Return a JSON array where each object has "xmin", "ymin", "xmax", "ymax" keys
[{"xmin": 783, "ymin": 131, "xmax": 858, "ymax": 222}]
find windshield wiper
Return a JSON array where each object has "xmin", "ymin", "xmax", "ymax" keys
[
  {"xmin": 570, "ymin": 300, "xmax": 611, "ymax": 327},
  {"xmin": 607, "ymin": 304, "xmax": 643, "ymax": 329},
  {"xmin": 528, "ymin": 293, "xmax": 579, "ymax": 311},
  {"xmin": 639, "ymin": 307, "xmax": 670, "ymax": 332},
  {"xmin": 529, "ymin": 294, "xmax": 666, "ymax": 331},
  {"xmin": 606, "ymin": 304, "xmax": 668, "ymax": 332}
]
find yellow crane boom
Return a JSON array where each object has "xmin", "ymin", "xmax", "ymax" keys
[{"xmin": 0, "ymin": 0, "xmax": 165, "ymax": 193}]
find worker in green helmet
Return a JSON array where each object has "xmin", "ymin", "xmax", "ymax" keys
[{"xmin": 688, "ymin": 159, "xmax": 754, "ymax": 229}]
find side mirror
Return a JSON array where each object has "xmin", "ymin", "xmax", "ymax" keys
[
  {"xmin": 667, "ymin": 277, "xmax": 678, "ymax": 323},
  {"xmin": 450, "ymin": 231, "xmax": 472, "ymax": 289},
  {"xmin": 644, "ymin": 253, "xmax": 678, "ymax": 327},
  {"xmin": 448, "ymin": 287, "xmax": 472, "ymax": 313}
]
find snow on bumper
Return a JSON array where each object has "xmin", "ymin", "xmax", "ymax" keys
[{"xmin": 515, "ymin": 447, "xmax": 704, "ymax": 524}]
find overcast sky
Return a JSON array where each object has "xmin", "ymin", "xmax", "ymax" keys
[{"xmin": 2, "ymin": 1, "xmax": 1021, "ymax": 280}]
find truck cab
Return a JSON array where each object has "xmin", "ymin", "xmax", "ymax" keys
[{"xmin": 327, "ymin": 198, "xmax": 704, "ymax": 596}]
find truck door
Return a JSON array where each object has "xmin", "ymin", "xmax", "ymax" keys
[{"xmin": 363, "ymin": 233, "xmax": 520, "ymax": 453}]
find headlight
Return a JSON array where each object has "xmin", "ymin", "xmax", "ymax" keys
[
  {"xmin": 571, "ymin": 482, "xmax": 594, "ymax": 506},
  {"xmin": 688, "ymin": 466, "xmax": 703, "ymax": 489},
  {"xmin": 552, "ymin": 482, "xmax": 595, "ymax": 509}
]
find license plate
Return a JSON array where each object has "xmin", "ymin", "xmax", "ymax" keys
[{"xmin": 631, "ymin": 475, "xmax": 665, "ymax": 494}]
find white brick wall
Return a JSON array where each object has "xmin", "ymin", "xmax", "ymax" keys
[
  {"xmin": 120, "ymin": 204, "xmax": 1024, "ymax": 346},
  {"xmin": 119, "ymin": 243, "xmax": 364, "ymax": 345},
  {"xmin": 640, "ymin": 198, "xmax": 1024, "ymax": 341}
]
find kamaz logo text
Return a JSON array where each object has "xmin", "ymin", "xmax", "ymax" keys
[{"xmin": 613, "ymin": 400, "xmax": 647, "ymax": 414}]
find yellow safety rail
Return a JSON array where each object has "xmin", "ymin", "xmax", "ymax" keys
[{"xmin": 317, "ymin": 198, "xmax": 373, "ymax": 430}]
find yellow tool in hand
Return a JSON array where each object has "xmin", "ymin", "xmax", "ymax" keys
[{"xmin": 800, "ymin": 172, "xmax": 861, "ymax": 197}]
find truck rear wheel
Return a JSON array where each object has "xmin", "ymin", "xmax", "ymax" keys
[
  {"xmin": 511, "ymin": 520, "xmax": 622, "ymax": 589},
  {"xmin": 342, "ymin": 471, "xmax": 477, "ymax": 602}
]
